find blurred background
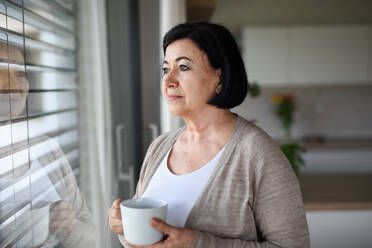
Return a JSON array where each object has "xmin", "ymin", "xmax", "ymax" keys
[{"xmin": 0, "ymin": 0, "xmax": 371, "ymax": 247}]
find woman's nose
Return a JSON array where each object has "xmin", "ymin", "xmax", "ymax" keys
[{"xmin": 163, "ymin": 70, "xmax": 179, "ymax": 88}]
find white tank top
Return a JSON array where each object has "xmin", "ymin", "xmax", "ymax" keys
[{"xmin": 142, "ymin": 146, "xmax": 225, "ymax": 227}]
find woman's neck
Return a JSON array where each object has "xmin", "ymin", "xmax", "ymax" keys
[{"xmin": 181, "ymin": 108, "xmax": 237, "ymax": 144}]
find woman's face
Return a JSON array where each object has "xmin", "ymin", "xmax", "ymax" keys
[
  {"xmin": 162, "ymin": 38, "xmax": 221, "ymax": 117},
  {"xmin": 0, "ymin": 44, "xmax": 29, "ymax": 119}
]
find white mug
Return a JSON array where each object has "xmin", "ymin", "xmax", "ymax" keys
[
  {"xmin": 120, "ymin": 198, "xmax": 168, "ymax": 246},
  {"xmin": 32, "ymin": 203, "xmax": 50, "ymax": 247}
]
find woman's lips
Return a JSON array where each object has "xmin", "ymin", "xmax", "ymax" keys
[{"xmin": 167, "ymin": 95, "xmax": 183, "ymax": 100}]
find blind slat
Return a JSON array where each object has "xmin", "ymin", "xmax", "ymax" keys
[
  {"xmin": 0, "ymin": 144, "xmax": 78, "ymax": 191},
  {"xmin": 23, "ymin": 0, "xmax": 75, "ymax": 30},
  {"xmin": 0, "ymin": 125, "xmax": 77, "ymax": 159},
  {"xmin": 52, "ymin": 0, "xmax": 74, "ymax": 14},
  {"xmin": 0, "ymin": 201, "xmax": 52, "ymax": 247},
  {"xmin": 6, "ymin": 0, "xmax": 75, "ymax": 34},
  {"xmin": 0, "ymin": 108, "xmax": 77, "ymax": 127},
  {"xmin": 1, "ymin": 2, "xmax": 76, "ymax": 50},
  {"xmin": 0, "ymin": 27, "xmax": 76, "ymax": 53}
]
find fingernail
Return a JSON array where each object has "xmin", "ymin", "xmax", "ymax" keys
[{"xmin": 150, "ymin": 218, "xmax": 159, "ymax": 225}]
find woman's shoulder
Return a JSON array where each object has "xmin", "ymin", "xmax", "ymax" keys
[
  {"xmin": 233, "ymin": 115, "xmax": 290, "ymax": 176},
  {"xmin": 231, "ymin": 115, "xmax": 287, "ymax": 166},
  {"xmin": 234, "ymin": 115, "xmax": 278, "ymax": 150}
]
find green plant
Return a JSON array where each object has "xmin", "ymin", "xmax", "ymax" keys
[
  {"xmin": 249, "ymin": 81, "xmax": 261, "ymax": 98},
  {"xmin": 271, "ymin": 94, "xmax": 295, "ymax": 140},
  {"xmin": 271, "ymin": 93, "xmax": 306, "ymax": 176},
  {"xmin": 280, "ymin": 143, "xmax": 306, "ymax": 176}
]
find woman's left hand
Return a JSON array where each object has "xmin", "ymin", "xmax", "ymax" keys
[
  {"xmin": 49, "ymin": 200, "xmax": 76, "ymax": 237},
  {"xmin": 124, "ymin": 218, "xmax": 195, "ymax": 248}
]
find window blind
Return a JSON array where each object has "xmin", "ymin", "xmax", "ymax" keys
[{"xmin": 0, "ymin": 0, "xmax": 78, "ymax": 247}]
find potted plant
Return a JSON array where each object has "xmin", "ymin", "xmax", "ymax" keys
[{"xmin": 271, "ymin": 93, "xmax": 305, "ymax": 176}]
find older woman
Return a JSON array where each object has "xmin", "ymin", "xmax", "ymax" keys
[{"xmin": 109, "ymin": 22, "xmax": 310, "ymax": 248}]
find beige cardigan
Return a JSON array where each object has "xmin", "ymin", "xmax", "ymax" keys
[{"xmin": 134, "ymin": 116, "xmax": 310, "ymax": 247}]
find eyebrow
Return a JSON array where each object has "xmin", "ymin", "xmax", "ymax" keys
[{"xmin": 163, "ymin": 56, "xmax": 193, "ymax": 64}]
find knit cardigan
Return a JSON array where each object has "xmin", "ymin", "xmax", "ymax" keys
[{"xmin": 134, "ymin": 116, "xmax": 310, "ymax": 248}]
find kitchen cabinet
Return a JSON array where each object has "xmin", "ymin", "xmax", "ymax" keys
[
  {"xmin": 242, "ymin": 25, "xmax": 371, "ymax": 86},
  {"xmin": 242, "ymin": 27, "xmax": 289, "ymax": 86},
  {"xmin": 299, "ymin": 139, "xmax": 372, "ymax": 175},
  {"xmin": 298, "ymin": 142, "xmax": 372, "ymax": 247},
  {"xmin": 306, "ymin": 210, "xmax": 372, "ymax": 248},
  {"xmin": 301, "ymin": 174, "xmax": 372, "ymax": 247},
  {"xmin": 289, "ymin": 26, "xmax": 369, "ymax": 85}
]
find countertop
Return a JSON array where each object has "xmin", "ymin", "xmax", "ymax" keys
[
  {"xmin": 300, "ymin": 138, "xmax": 372, "ymax": 150},
  {"xmin": 299, "ymin": 174, "xmax": 372, "ymax": 211},
  {"xmin": 276, "ymin": 137, "xmax": 372, "ymax": 150}
]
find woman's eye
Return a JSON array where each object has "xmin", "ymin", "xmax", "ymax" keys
[
  {"xmin": 179, "ymin": 65, "xmax": 189, "ymax": 71},
  {"xmin": 162, "ymin": 67, "xmax": 169, "ymax": 74}
]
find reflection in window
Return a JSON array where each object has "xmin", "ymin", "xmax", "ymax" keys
[{"xmin": 0, "ymin": 1, "xmax": 95, "ymax": 247}]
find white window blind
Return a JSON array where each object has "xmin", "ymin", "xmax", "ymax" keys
[{"xmin": 0, "ymin": 0, "xmax": 78, "ymax": 247}]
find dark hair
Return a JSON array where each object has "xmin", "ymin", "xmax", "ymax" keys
[{"xmin": 163, "ymin": 22, "xmax": 249, "ymax": 109}]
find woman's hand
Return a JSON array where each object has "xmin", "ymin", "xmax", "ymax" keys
[
  {"xmin": 124, "ymin": 218, "xmax": 195, "ymax": 248},
  {"xmin": 108, "ymin": 199, "xmax": 124, "ymax": 235},
  {"xmin": 49, "ymin": 200, "xmax": 76, "ymax": 237}
]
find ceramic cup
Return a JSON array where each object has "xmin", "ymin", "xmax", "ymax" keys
[
  {"xmin": 31, "ymin": 202, "xmax": 50, "ymax": 247},
  {"xmin": 120, "ymin": 198, "xmax": 167, "ymax": 246}
]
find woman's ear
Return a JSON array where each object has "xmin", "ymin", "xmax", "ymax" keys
[
  {"xmin": 216, "ymin": 83, "xmax": 222, "ymax": 95},
  {"xmin": 217, "ymin": 68, "xmax": 221, "ymax": 78},
  {"xmin": 216, "ymin": 68, "xmax": 222, "ymax": 93}
]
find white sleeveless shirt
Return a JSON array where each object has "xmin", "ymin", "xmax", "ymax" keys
[{"xmin": 142, "ymin": 146, "xmax": 225, "ymax": 227}]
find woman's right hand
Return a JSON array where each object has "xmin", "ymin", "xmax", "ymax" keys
[{"xmin": 108, "ymin": 199, "xmax": 124, "ymax": 235}]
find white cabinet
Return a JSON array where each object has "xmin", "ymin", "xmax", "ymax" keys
[
  {"xmin": 242, "ymin": 27, "xmax": 289, "ymax": 86},
  {"xmin": 306, "ymin": 211, "xmax": 372, "ymax": 248},
  {"xmin": 242, "ymin": 25, "xmax": 371, "ymax": 86},
  {"xmin": 288, "ymin": 26, "xmax": 369, "ymax": 84}
]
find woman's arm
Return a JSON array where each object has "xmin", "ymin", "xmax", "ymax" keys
[
  {"xmin": 192, "ymin": 230, "xmax": 301, "ymax": 248},
  {"xmin": 192, "ymin": 137, "xmax": 310, "ymax": 248},
  {"xmin": 53, "ymin": 154, "xmax": 96, "ymax": 247}
]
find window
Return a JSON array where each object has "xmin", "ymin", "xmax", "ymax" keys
[{"xmin": 0, "ymin": 0, "xmax": 81, "ymax": 247}]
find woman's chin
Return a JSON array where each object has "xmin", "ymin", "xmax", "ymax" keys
[
  {"xmin": 169, "ymin": 109, "xmax": 183, "ymax": 116},
  {"xmin": 168, "ymin": 106, "xmax": 186, "ymax": 117}
]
